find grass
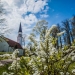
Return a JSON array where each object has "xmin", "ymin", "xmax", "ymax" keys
[
  {"xmin": 0, "ymin": 52, "xmax": 12, "ymax": 55},
  {"xmin": 0, "ymin": 64, "xmax": 10, "ymax": 75}
]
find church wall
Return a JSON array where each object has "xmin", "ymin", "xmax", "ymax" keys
[
  {"xmin": 18, "ymin": 49, "xmax": 23, "ymax": 56},
  {"xmin": 8, "ymin": 47, "xmax": 14, "ymax": 52},
  {"xmin": 0, "ymin": 38, "xmax": 9, "ymax": 52},
  {"xmin": 0, "ymin": 37, "xmax": 23, "ymax": 56}
]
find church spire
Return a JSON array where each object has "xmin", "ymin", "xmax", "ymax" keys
[
  {"xmin": 18, "ymin": 22, "xmax": 22, "ymax": 32},
  {"xmin": 17, "ymin": 22, "xmax": 22, "ymax": 46}
]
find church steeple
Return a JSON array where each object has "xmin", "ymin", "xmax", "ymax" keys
[
  {"xmin": 17, "ymin": 22, "xmax": 22, "ymax": 46},
  {"xmin": 19, "ymin": 22, "xmax": 22, "ymax": 32}
]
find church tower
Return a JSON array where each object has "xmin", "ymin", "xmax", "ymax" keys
[{"xmin": 17, "ymin": 22, "xmax": 22, "ymax": 46}]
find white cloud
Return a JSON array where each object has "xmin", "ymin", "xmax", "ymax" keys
[
  {"xmin": 40, "ymin": 14, "xmax": 49, "ymax": 18},
  {"xmin": 24, "ymin": 14, "xmax": 38, "ymax": 25},
  {"xmin": 2, "ymin": 0, "xmax": 13, "ymax": 6},
  {"xmin": 32, "ymin": 0, "xmax": 47, "ymax": 13},
  {"xmin": 1, "ymin": 0, "xmax": 49, "ymax": 42}
]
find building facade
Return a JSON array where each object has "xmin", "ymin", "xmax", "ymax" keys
[{"xmin": 0, "ymin": 23, "xmax": 23, "ymax": 56}]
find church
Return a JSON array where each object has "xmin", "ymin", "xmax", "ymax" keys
[{"xmin": 0, "ymin": 23, "xmax": 23, "ymax": 56}]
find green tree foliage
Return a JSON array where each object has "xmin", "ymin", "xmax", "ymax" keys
[
  {"xmin": 33, "ymin": 20, "xmax": 48, "ymax": 41},
  {"xmin": 51, "ymin": 24, "xmax": 60, "ymax": 48},
  {"xmin": 21, "ymin": 25, "xmax": 75, "ymax": 75},
  {"xmin": 28, "ymin": 20, "xmax": 48, "ymax": 53},
  {"xmin": 1, "ymin": 25, "xmax": 75, "ymax": 75}
]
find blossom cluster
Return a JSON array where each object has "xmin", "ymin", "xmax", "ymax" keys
[
  {"xmin": 0, "ymin": 54, "xmax": 12, "ymax": 59},
  {"xmin": 2, "ymin": 72, "xmax": 14, "ymax": 75},
  {"xmin": 2, "ymin": 25, "xmax": 75, "ymax": 75},
  {"xmin": 2, "ymin": 49, "xmax": 20, "ymax": 75}
]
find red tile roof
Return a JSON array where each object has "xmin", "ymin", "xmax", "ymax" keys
[{"xmin": 1, "ymin": 36, "xmax": 22, "ymax": 49}]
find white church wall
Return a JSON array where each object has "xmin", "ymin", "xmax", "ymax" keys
[
  {"xmin": 0, "ymin": 37, "xmax": 23, "ymax": 56},
  {"xmin": 0, "ymin": 38, "xmax": 9, "ymax": 52},
  {"xmin": 18, "ymin": 49, "xmax": 23, "ymax": 56},
  {"xmin": 9, "ymin": 47, "xmax": 14, "ymax": 52}
]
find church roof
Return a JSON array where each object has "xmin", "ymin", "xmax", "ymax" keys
[
  {"xmin": 1, "ymin": 36, "xmax": 22, "ymax": 49},
  {"xmin": 18, "ymin": 22, "xmax": 22, "ymax": 32},
  {"xmin": 7, "ymin": 38, "xmax": 22, "ymax": 49}
]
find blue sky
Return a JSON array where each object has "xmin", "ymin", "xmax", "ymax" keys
[
  {"xmin": 47, "ymin": 0, "xmax": 75, "ymax": 27},
  {"xmin": 1, "ymin": 0, "xmax": 75, "ymax": 42}
]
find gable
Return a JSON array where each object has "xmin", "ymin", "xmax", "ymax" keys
[{"xmin": 0, "ymin": 36, "xmax": 23, "ymax": 49}]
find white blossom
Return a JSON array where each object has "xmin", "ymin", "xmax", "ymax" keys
[
  {"xmin": 2, "ymin": 72, "xmax": 8, "ymax": 75},
  {"xmin": 29, "ymin": 35, "xmax": 37, "ymax": 46},
  {"xmin": 0, "ymin": 54, "xmax": 11, "ymax": 59},
  {"xmin": 12, "ymin": 49, "xmax": 19, "ymax": 59},
  {"xmin": 60, "ymin": 72, "xmax": 64, "ymax": 75},
  {"xmin": 57, "ymin": 31, "xmax": 65, "ymax": 36},
  {"xmin": 28, "ymin": 59, "xmax": 33, "ymax": 65},
  {"xmin": 72, "ymin": 69, "xmax": 75, "ymax": 74},
  {"xmin": 45, "ymin": 25, "xmax": 57, "ymax": 38},
  {"xmin": 71, "ymin": 56, "xmax": 75, "ymax": 61},
  {"xmin": 33, "ymin": 71, "xmax": 40, "ymax": 75},
  {"xmin": 44, "ymin": 65, "xmax": 47, "ymax": 70},
  {"xmin": 66, "ymin": 72, "xmax": 69, "ymax": 75},
  {"xmin": 8, "ymin": 60, "xmax": 20, "ymax": 70},
  {"xmin": 2, "ymin": 72, "xmax": 14, "ymax": 75},
  {"xmin": 41, "ymin": 58, "xmax": 45, "ymax": 62}
]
